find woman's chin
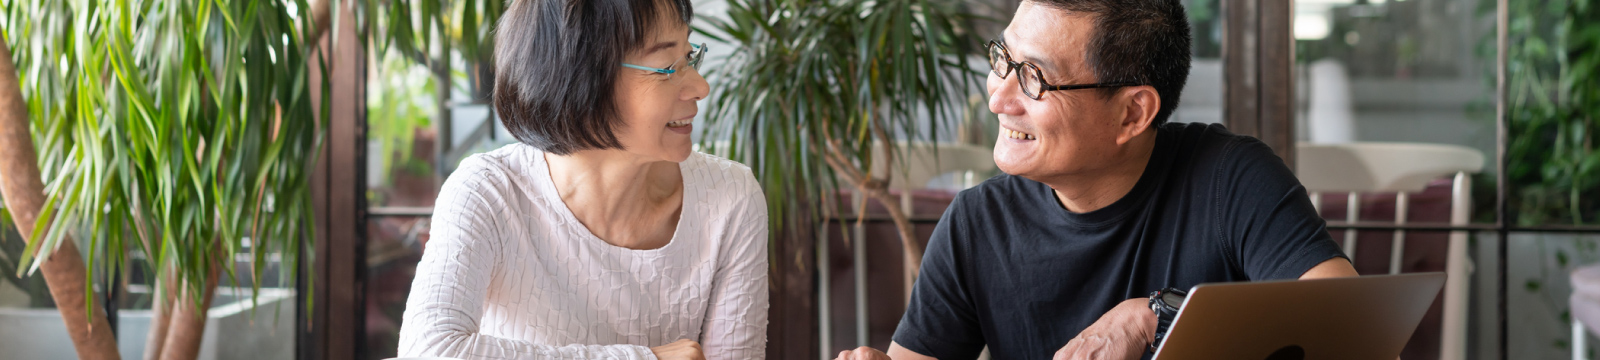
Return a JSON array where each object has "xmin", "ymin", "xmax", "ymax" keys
[
  {"xmin": 666, "ymin": 151, "xmax": 692, "ymax": 163},
  {"xmin": 656, "ymin": 136, "xmax": 695, "ymax": 162},
  {"xmin": 661, "ymin": 146, "xmax": 694, "ymax": 163}
]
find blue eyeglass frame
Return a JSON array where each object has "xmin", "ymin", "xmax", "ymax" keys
[{"xmin": 621, "ymin": 43, "xmax": 707, "ymax": 75}]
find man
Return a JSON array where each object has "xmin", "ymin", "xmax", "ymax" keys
[{"xmin": 836, "ymin": 0, "xmax": 1358, "ymax": 359}]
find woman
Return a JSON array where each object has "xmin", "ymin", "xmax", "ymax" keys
[{"xmin": 396, "ymin": 0, "xmax": 768, "ymax": 357}]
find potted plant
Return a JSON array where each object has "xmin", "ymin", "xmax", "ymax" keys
[
  {"xmin": 0, "ymin": 0, "xmax": 334, "ymax": 359},
  {"xmin": 696, "ymin": 0, "xmax": 985, "ymax": 284}
]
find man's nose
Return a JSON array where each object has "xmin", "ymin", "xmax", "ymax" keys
[{"xmin": 988, "ymin": 71, "xmax": 1024, "ymax": 116}]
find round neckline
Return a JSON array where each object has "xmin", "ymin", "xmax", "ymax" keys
[
  {"xmin": 1051, "ymin": 128, "xmax": 1173, "ymax": 228},
  {"xmin": 532, "ymin": 147, "xmax": 693, "ymax": 255}
]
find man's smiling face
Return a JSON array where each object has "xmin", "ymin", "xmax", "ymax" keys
[{"xmin": 987, "ymin": 2, "xmax": 1128, "ymax": 182}]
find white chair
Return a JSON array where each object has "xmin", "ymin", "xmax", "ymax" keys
[
  {"xmin": 1569, "ymin": 264, "xmax": 1600, "ymax": 359},
  {"xmin": 1297, "ymin": 142, "xmax": 1485, "ymax": 360},
  {"xmin": 864, "ymin": 141, "xmax": 997, "ymax": 217}
]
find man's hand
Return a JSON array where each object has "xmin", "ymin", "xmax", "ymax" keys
[
  {"xmin": 651, "ymin": 339, "xmax": 705, "ymax": 360},
  {"xmin": 836, "ymin": 346, "xmax": 892, "ymax": 360},
  {"xmin": 1054, "ymin": 298, "xmax": 1156, "ymax": 360}
]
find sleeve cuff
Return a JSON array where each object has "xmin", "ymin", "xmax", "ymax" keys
[
  {"xmin": 891, "ymin": 327, "xmax": 983, "ymax": 360},
  {"xmin": 1270, "ymin": 253, "xmax": 1350, "ymax": 280}
]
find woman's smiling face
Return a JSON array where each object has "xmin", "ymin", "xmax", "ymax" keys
[{"xmin": 609, "ymin": 20, "xmax": 709, "ymax": 163}]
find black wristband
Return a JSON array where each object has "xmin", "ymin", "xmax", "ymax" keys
[{"xmin": 1147, "ymin": 288, "xmax": 1186, "ymax": 353}]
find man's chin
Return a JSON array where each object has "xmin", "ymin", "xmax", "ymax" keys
[
  {"xmin": 994, "ymin": 160, "xmax": 1034, "ymax": 178},
  {"xmin": 993, "ymin": 145, "xmax": 1035, "ymax": 175}
]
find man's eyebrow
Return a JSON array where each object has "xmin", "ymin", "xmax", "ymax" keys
[{"xmin": 1005, "ymin": 39, "xmax": 1061, "ymax": 75}]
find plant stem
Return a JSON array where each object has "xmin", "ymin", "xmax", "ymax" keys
[
  {"xmin": 159, "ymin": 243, "xmax": 222, "ymax": 360},
  {"xmin": 0, "ymin": 40, "xmax": 122, "ymax": 360},
  {"xmin": 143, "ymin": 271, "xmax": 177, "ymax": 360}
]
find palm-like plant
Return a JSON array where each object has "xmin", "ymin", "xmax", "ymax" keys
[
  {"xmin": 697, "ymin": 0, "xmax": 985, "ymax": 282},
  {"xmin": 0, "ymin": 0, "xmax": 333, "ymax": 359},
  {"xmin": 365, "ymin": 0, "xmax": 502, "ymax": 95}
]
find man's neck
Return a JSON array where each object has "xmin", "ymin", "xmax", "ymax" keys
[{"xmin": 1045, "ymin": 130, "xmax": 1159, "ymax": 214}]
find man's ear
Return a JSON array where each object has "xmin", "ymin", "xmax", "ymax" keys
[{"xmin": 1115, "ymin": 85, "xmax": 1161, "ymax": 145}]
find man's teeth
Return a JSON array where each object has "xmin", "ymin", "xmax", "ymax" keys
[
  {"xmin": 667, "ymin": 119, "xmax": 692, "ymax": 128},
  {"xmin": 1004, "ymin": 128, "xmax": 1036, "ymax": 140}
]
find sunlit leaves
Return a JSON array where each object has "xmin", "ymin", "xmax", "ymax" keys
[
  {"xmin": 3, "ymin": 0, "xmax": 326, "ymax": 308},
  {"xmin": 696, "ymin": 0, "xmax": 984, "ymax": 238}
]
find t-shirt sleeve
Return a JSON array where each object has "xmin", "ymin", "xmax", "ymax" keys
[
  {"xmin": 1214, "ymin": 138, "xmax": 1349, "ymax": 280},
  {"xmin": 892, "ymin": 193, "xmax": 987, "ymax": 359}
]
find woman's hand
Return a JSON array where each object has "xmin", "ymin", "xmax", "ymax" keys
[{"xmin": 651, "ymin": 339, "xmax": 706, "ymax": 360}]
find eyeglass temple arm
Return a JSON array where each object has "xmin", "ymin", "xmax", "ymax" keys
[
  {"xmin": 620, "ymin": 43, "xmax": 705, "ymax": 74},
  {"xmin": 621, "ymin": 63, "xmax": 676, "ymax": 74},
  {"xmin": 1044, "ymin": 82, "xmax": 1141, "ymax": 91}
]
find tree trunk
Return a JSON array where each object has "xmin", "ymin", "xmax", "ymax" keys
[
  {"xmin": 309, "ymin": 0, "xmax": 332, "ymax": 43},
  {"xmin": 142, "ymin": 272, "xmax": 178, "ymax": 360},
  {"xmin": 158, "ymin": 262, "xmax": 221, "ymax": 360},
  {"xmin": 0, "ymin": 40, "xmax": 123, "ymax": 360},
  {"xmin": 856, "ymin": 183, "xmax": 923, "ymax": 299},
  {"xmin": 812, "ymin": 123, "xmax": 929, "ymax": 305},
  {"xmin": 815, "ymin": 152, "xmax": 925, "ymax": 303}
]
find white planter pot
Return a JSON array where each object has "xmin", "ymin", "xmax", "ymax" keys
[{"xmin": 0, "ymin": 287, "xmax": 295, "ymax": 360}]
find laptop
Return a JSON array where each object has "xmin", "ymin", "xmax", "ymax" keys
[{"xmin": 1152, "ymin": 272, "xmax": 1446, "ymax": 360}]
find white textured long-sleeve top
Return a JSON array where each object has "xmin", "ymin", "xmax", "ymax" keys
[{"xmin": 398, "ymin": 144, "xmax": 770, "ymax": 360}]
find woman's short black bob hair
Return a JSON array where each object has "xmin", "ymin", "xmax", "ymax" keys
[{"xmin": 493, "ymin": 0, "xmax": 693, "ymax": 155}]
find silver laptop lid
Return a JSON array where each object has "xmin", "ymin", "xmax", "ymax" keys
[{"xmin": 1153, "ymin": 272, "xmax": 1446, "ymax": 360}]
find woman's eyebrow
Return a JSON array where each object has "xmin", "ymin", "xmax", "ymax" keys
[{"xmin": 643, "ymin": 40, "xmax": 680, "ymax": 55}]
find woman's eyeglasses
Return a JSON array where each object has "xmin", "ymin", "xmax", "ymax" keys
[
  {"xmin": 987, "ymin": 40, "xmax": 1137, "ymax": 100},
  {"xmin": 621, "ymin": 43, "xmax": 707, "ymax": 79}
]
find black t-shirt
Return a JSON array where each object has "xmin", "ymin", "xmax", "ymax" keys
[{"xmin": 891, "ymin": 122, "xmax": 1347, "ymax": 360}]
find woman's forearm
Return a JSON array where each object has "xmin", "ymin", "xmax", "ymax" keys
[{"xmin": 398, "ymin": 325, "xmax": 655, "ymax": 360}]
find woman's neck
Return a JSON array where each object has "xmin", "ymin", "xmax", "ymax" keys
[{"xmin": 545, "ymin": 149, "xmax": 684, "ymax": 249}]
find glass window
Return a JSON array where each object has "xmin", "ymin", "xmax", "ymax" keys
[
  {"xmin": 1508, "ymin": 232, "xmax": 1600, "ymax": 359},
  {"xmin": 364, "ymin": 217, "xmax": 430, "ymax": 360},
  {"xmin": 1291, "ymin": 0, "xmax": 1496, "ymax": 358},
  {"xmin": 1294, "ymin": 0, "xmax": 1600, "ymax": 359},
  {"xmin": 1172, "ymin": 0, "xmax": 1225, "ymax": 125}
]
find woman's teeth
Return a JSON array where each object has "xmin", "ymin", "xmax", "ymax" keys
[
  {"xmin": 667, "ymin": 119, "xmax": 692, "ymax": 128},
  {"xmin": 1004, "ymin": 128, "xmax": 1036, "ymax": 140}
]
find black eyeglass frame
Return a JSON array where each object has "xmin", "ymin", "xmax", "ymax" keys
[{"xmin": 987, "ymin": 40, "xmax": 1140, "ymax": 100}]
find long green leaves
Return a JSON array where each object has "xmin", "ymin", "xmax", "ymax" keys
[
  {"xmin": 1486, "ymin": 0, "xmax": 1600, "ymax": 225},
  {"xmin": 696, "ymin": 0, "xmax": 984, "ymax": 240},
  {"xmin": 3, "ymin": 0, "xmax": 327, "ymax": 309}
]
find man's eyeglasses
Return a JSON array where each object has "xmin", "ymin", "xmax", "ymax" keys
[
  {"xmin": 622, "ymin": 43, "xmax": 707, "ymax": 79},
  {"xmin": 987, "ymin": 40, "xmax": 1137, "ymax": 100}
]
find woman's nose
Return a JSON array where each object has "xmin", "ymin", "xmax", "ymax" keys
[{"xmin": 682, "ymin": 67, "xmax": 710, "ymax": 102}]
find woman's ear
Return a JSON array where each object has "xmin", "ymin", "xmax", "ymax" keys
[{"xmin": 1115, "ymin": 85, "xmax": 1161, "ymax": 145}]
